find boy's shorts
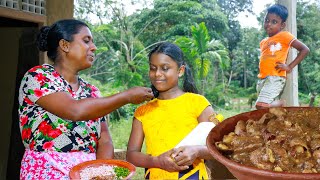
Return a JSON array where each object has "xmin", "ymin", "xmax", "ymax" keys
[{"xmin": 256, "ymin": 76, "xmax": 286, "ymax": 104}]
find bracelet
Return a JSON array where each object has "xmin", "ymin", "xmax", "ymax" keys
[{"xmin": 209, "ymin": 113, "xmax": 224, "ymax": 125}]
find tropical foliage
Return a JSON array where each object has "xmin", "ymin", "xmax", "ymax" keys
[{"xmin": 74, "ymin": 0, "xmax": 320, "ymax": 119}]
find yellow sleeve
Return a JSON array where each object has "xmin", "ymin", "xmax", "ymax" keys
[
  {"xmin": 133, "ymin": 100, "xmax": 156, "ymax": 122},
  {"xmin": 190, "ymin": 94, "xmax": 211, "ymax": 117},
  {"xmin": 133, "ymin": 105, "xmax": 144, "ymax": 122}
]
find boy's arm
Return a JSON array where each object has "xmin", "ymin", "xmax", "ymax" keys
[
  {"xmin": 276, "ymin": 39, "xmax": 309, "ymax": 73},
  {"xmin": 288, "ymin": 39, "xmax": 310, "ymax": 71}
]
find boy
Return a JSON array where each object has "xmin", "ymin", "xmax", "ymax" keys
[{"xmin": 255, "ymin": 4, "xmax": 309, "ymax": 109}]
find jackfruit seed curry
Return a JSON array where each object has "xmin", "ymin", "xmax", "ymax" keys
[{"xmin": 215, "ymin": 108, "xmax": 320, "ymax": 173}]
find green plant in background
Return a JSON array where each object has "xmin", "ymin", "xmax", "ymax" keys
[
  {"xmin": 175, "ymin": 22, "xmax": 230, "ymax": 95},
  {"xmin": 204, "ymin": 84, "xmax": 226, "ymax": 107},
  {"xmin": 109, "ymin": 118, "xmax": 146, "ymax": 179},
  {"xmin": 74, "ymin": 0, "xmax": 320, "ymax": 177}
]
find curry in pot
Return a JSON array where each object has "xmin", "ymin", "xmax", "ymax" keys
[{"xmin": 215, "ymin": 108, "xmax": 320, "ymax": 173}]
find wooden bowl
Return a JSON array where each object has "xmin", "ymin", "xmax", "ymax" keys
[
  {"xmin": 206, "ymin": 107, "xmax": 320, "ymax": 180},
  {"xmin": 69, "ymin": 159, "xmax": 136, "ymax": 180}
]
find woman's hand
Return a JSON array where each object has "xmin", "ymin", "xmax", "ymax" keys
[
  {"xmin": 156, "ymin": 149, "xmax": 189, "ymax": 172},
  {"xmin": 125, "ymin": 87, "xmax": 154, "ymax": 104}
]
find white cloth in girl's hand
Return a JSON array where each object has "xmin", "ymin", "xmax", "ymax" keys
[{"xmin": 175, "ymin": 122, "xmax": 215, "ymax": 148}]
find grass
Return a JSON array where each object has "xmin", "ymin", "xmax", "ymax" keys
[
  {"xmin": 108, "ymin": 108, "xmax": 248, "ymax": 179},
  {"xmin": 109, "ymin": 118, "xmax": 146, "ymax": 179}
]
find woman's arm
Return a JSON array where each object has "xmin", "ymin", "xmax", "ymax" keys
[
  {"xmin": 36, "ymin": 87, "xmax": 153, "ymax": 121},
  {"xmin": 96, "ymin": 121, "xmax": 114, "ymax": 159}
]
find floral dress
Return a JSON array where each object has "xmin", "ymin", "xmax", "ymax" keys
[{"xmin": 18, "ymin": 64, "xmax": 106, "ymax": 180}]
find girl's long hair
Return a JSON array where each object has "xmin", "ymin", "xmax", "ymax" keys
[{"xmin": 148, "ymin": 42, "xmax": 198, "ymax": 97}]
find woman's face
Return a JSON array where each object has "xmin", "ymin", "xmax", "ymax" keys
[
  {"xmin": 66, "ymin": 26, "xmax": 97, "ymax": 70},
  {"xmin": 149, "ymin": 53, "xmax": 183, "ymax": 93}
]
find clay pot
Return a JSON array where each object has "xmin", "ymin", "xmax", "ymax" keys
[
  {"xmin": 69, "ymin": 159, "xmax": 136, "ymax": 180},
  {"xmin": 206, "ymin": 107, "xmax": 320, "ymax": 180}
]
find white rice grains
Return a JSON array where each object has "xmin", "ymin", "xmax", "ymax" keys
[{"xmin": 79, "ymin": 165, "xmax": 116, "ymax": 180}]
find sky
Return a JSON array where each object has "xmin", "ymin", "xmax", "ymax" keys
[{"xmin": 237, "ymin": 0, "xmax": 275, "ymax": 28}]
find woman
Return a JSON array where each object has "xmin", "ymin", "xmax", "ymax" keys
[{"xmin": 19, "ymin": 19, "xmax": 153, "ymax": 179}]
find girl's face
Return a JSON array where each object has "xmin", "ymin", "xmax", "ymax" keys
[
  {"xmin": 264, "ymin": 13, "xmax": 285, "ymax": 37},
  {"xmin": 65, "ymin": 26, "xmax": 97, "ymax": 71},
  {"xmin": 149, "ymin": 53, "xmax": 184, "ymax": 93}
]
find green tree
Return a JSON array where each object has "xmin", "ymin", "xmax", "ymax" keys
[
  {"xmin": 175, "ymin": 22, "xmax": 230, "ymax": 94},
  {"xmin": 217, "ymin": 0, "xmax": 254, "ymax": 19},
  {"xmin": 296, "ymin": 1, "xmax": 320, "ymax": 105},
  {"xmin": 75, "ymin": 0, "xmax": 152, "ymax": 89},
  {"xmin": 130, "ymin": 0, "xmax": 228, "ymax": 46},
  {"xmin": 231, "ymin": 27, "xmax": 261, "ymax": 89}
]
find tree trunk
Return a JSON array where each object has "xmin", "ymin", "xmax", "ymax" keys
[
  {"xmin": 309, "ymin": 93, "xmax": 316, "ymax": 107},
  {"xmin": 244, "ymin": 57, "xmax": 247, "ymax": 89},
  {"xmin": 200, "ymin": 58, "xmax": 205, "ymax": 95},
  {"xmin": 278, "ymin": 0, "xmax": 299, "ymax": 106}
]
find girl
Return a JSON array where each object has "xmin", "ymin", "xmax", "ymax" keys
[{"xmin": 127, "ymin": 42, "xmax": 216, "ymax": 179}]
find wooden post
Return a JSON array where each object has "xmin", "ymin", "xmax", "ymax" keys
[{"xmin": 278, "ymin": 0, "xmax": 299, "ymax": 106}]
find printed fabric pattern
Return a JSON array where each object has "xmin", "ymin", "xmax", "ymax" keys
[
  {"xmin": 20, "ymin": 149, "xmax": 95, "ymax": 180},
  {"xmin": 18, "ymin": 64, "xmax": 105, "ymax": 153},
  {"xmin": 258, "ymin": 31, "xmax": 295, "ymax": 79}
]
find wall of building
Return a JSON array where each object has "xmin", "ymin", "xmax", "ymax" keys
[
  {"xmin": 0, "ymin": 1, "xmax": 74, "ymax": 178},
  {"xmin": 47, "ymin": 0, "xmax": 74, "ymax": 25},
  {"xmin": 42, "ymin": 0, "xmax": 74, "ymax": 64}
]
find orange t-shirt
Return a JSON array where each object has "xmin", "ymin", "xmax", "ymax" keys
[{"xmin": 258, "ymin": 31, "xmax": 296, "ymax": 79}]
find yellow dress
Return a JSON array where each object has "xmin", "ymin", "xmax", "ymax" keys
[{"xmin": 134, "ymin": 93, "xmax": 211, "ymax": 179}]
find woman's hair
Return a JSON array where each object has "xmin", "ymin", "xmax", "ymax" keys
[
  {"xmin": 267, "ymin": 4, "xmax": 288, "ymax": 22},
  {"xmin": 148, "ymin": 42, "xmax": 198, "ymax": 97},
  {"xmin": 36, "ymin": 19, "xmax": 88, "ymax": 61}
]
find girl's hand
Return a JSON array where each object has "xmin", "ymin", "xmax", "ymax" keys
[
  {"xmin": 275, "ymin": 62, "xmax": 292, "ymax": 73},
  {"xmin": 156, "ymin": 149, "xmax": 189, "ymax": 172},
  {"xmin": 171, "ymin": 146, "xmax": 199, "ymax": 166}
]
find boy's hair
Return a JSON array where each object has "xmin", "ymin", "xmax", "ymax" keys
[{"xmin": 267, "ymin": 4, "xmax": 288, "ymax": 22}]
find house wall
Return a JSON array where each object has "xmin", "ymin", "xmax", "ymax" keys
[
  {"xmin": 47, "ymin": 0, "xmax": 74, "ymax": 25},
  {"xmin": 0, "ymin": 27, "xmax": 21, "ymax": 178},
  {"xmin": 0, "ymin": 1, "xmax": 74, "ymax": 178},
  {"xmin": 43, "ymin": 0, "xmax": 75, "ymax": 64}
]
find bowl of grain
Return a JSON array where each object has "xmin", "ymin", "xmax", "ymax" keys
[
  {"xmin": 206, "ymin": 107, "xmax": 320, "ymax": 180},
  {"xmin": 69, "ymin": 159, "xmax": 136, "ymax": 180}
]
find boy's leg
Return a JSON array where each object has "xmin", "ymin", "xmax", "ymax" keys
[
  {"xmin": 255, "ymin": 76, "xmax": 286, "ymax": 109},
  {"xmin": 256, "ymin": 100, "xmax": 286, "ymax": 109},
  {"xmin": 255, "ymin": 78, "xmax": 269, "ymax": 109}
]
